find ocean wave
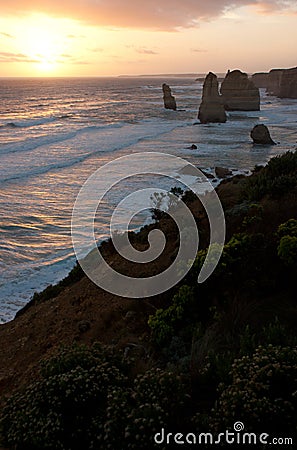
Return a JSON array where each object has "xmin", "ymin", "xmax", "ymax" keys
[
  {"xmin": 0, "ymin": 120, "xmax": 191, "ymax": 183},
  {"xmin": 0, "ymin": 121, "xmax": 128, "ymax": 156},
  {"xmin": 0, "ymin": 154, "xmax": 91, "ymax": 183},
  {"xmin": 4, "ymin": 116, "xmax": 58, "ymax": 128},
  {"xmin": 0, "ymin": 252, "xmax": 76, "ymax": 323}
]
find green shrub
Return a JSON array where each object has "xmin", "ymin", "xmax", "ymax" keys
[
  {"xmin": 0, "ymin": 345, "xmax": 188, "ymax": 450},
  {"xmin": 0, "ymin": 344, "xmax": 126, "ymax": 450},
  {"xmin": 194, "ymin": 233, "xmax": 267, "ymax": 284},
  {"xmin": 209, "ymin": 345, "xmax": 297, "ymax": 433},
  {"xmin": 262, "ymin": 317, "xmax": 297, "ymax": 347},
  {"xmin": 121, "ymin": 369, "xmax": 186, "ymax": 450},
  {"xmin": 278, "ymin": 235, "xmax": 297, "ymax": 266},
  {"xmin": 242, "ymin": 151, "xmax": 297, "ymax": 201},
  {"xmin": 105, "ymin": 368, "xmax": 187, "ymax": 450},
  {"xmin": 266, "ymin": 151, "xmax": 297, "ymax": 177},
  {"xmin": 239, "ymin": 324, "xmax": 257, "ymax": 356},
  {"xmin": 277, "ymin": 219, "xmax": 297, "ymax": 238},
  {"xmin": 148, "ymin": 285, "xmax": 196, "ymax": 346},
  {"xmin": 197, "ymin": 350, "xmax": 235, "ymax": 386}
]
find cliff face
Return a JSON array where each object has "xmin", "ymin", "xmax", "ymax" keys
[
  {"xmin": 251, "ymin": 72, "xmax": 269, "ymax": 88},
  {"xmin": 221, "ymin": 70, "xmax": 260, "ymax": 111},
  {"xmin": 279, "ymin": 67, "xmax": 297, "ymax": 99},
  {"xmin": 253, "ymin": 67, "xmax": 297, "ymax": 99},
  {"xmin": 266, "ymin": 69, "xmax": 284, "ymax": 96},
  {"xmin": 198, "ymin": 72, "xmax": 226, "ymax": 124}
]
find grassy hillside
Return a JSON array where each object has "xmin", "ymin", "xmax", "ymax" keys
[{"xmin": 0, "ymin": 151, "xmax": 296, "ymax": 449}]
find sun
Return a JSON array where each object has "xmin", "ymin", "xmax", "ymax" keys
[
  {"xmin": 38, "ymin": 59, "xmax": 56, "ymax": 73},
  {"xmin": 19, "ymin": 14, "xmax": 66, "ymax": 74}
]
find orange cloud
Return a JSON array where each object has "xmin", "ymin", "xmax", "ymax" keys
[
  {"xmin": 0, "ymin": 51, "xmax": 38, "ymax": 63},
  {"xmin": 255, "ymin": 0, "xmax": 297, "ymax": 14},
  {"xmin": 1, "ymin": 0, "xmax": 297, "ymax": 30}
]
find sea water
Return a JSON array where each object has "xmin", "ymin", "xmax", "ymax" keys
[{"xmin": 0, "ymin": 77, "xmax": 296, "ymax": 322}]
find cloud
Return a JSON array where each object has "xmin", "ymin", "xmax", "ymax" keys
[
  {"xmin": 67, "ymin": 33, "xmax": 86, "ymax": 39},
  {"xmin": 191, "ymin": 48, "xmax": 208, "ymax": 53},
  {"xmin": 136, "ymin": 48, "xmax": 159, "ymax": 55},
  {"xmin": 256, "ymin": 0, "xmax": 297, "ymax": 12},
  {"xmin": 90, "ymin": 47, "xmax": 104, "ymax": 53},
  {"xmin": 1, "ymin": 0, "xmax": 297, "ymax": 30},
  {"xmin": 126, "ymin": 45, "xmax": 158, "ymax": 54},
  {"xmin": 0, "ymin": 32, "xmax": 14, "ymax": 38},
  {"xmin": 56, "ymin": 54, "xmax": 91, "ymax": 64},
  {"xmin": 0, "ymin": 51, "xmax": 38, "ymax": 63}
]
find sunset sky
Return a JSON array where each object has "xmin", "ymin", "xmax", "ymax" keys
[{"xmin": 0, "ymin": 0, "xmax": 296, "ymax": 77}]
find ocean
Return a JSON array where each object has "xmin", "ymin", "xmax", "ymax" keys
[{"xmin": 0, "ymin": 76, "xmax": 296, "ymax": 323}]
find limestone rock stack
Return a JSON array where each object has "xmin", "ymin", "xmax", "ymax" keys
[
  {"xmin": 198, "ymin": 72, "xmax": 226, "ymax": 124},
  {"xmin": 162, "ymin": 83, "xmax": 177, "ymax": 110},
  {"xmin": 221, "ymin": 70, "xmax": 260, "ymax": 111}
]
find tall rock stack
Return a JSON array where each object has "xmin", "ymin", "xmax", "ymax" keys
[
  {"xmin": 279, "ymin": 67, "xmax": 297, "ymax": 99},
  {"xmin": 221, "ymin": 69, "xmax": 260, "ymax": 111},
  {"xmin": 162, "ymin": 83, "xmax": 177, "ymax": 110},
  {"xmin": 198, "ymin": 72, "xmax": 227, "ymax": 124}
]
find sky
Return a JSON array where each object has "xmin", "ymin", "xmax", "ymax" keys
[{"xmin": 0, "ymin": 0, "xmax": 296, "ymax": 77}]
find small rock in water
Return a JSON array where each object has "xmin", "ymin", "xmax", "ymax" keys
[{"xmin": 250, "ymin": 124, "xmax": 276, "ymax": 145}]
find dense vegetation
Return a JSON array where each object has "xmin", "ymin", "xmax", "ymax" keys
[
  {"xmin": 242, "ymin": 150, "xmax": 297, "ymax": 200},
  {"xmin": 1, "ymin": 152, "xmax": 297, "ymax": 449}
]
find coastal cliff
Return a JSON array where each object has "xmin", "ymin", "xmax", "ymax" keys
[
  {"xmin": 267, "ymin": 68, "xmax": 284, "ymax": 95},
  {"xmin": 252, "ymin": 67, "xmax": 297, "ymax": 99},
  {"xmin": 279, "ymin": 67, "xmax": 297, "ymax": 99},
  {"xmin": 0, "ymin": 152, "xmax": 296, "ymax": 450},
  {"xmin": 251, "ymin": 72, "xmax": 269, "ymax": 88}
]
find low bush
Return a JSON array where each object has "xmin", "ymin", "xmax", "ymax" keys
[
  {"xmin": 148, "ymin": 285, "xmax": 196, "ymax": 346},
  {"xmin": 209, "ymin": 345, "xmax": 297, "ymax": 434},
  {"xmin": 0, "ymin": 344, "xmax": 126, "ymax": 450},
  {"xmin": 278, "ymin": 235, "xmax": 297, "ymax": 266},
  {"xmin": 0, "ymin": 344, "xmax": 188, "ymax": 450},
  {"xmin": 242, "ymin": 151, "xmax": 297, "ymax": 201},
  {"xmin": 277, "ymin": 219, "xmax": 297, "ymax": 238}
]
